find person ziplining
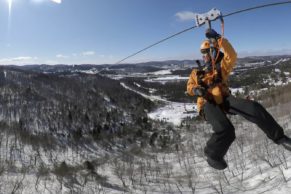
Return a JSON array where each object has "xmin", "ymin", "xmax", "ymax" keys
[
  {"xmin": 186, "ymin": 23, "xmax": 291, "ymax": 170},
  {"xmin": 116, "ymin": 1, "xmax": 291, "ymax": 170}
]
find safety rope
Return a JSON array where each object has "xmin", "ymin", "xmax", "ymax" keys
[{"xmin": 116, "ymin": 0, "xmax": 291, "ymax": 64}]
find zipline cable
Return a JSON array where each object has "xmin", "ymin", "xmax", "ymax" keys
[
  {"xmin": 116, "ymin": 0, "xmax": 291, "ymax": 64},
  {"xmin": 116, "ymin": 26, "xmax": 197, "ymax": 64},
  {"xmin": 223, "ymin": 1, "xmax": 291, "ymax": 18}
]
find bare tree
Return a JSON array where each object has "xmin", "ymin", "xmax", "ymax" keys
[
  {"xmin": 10, "ymin": 170, "xmax": 26, "ymax": 194},
  {"xmin": 278, "ymin": 166, "xmax": 288, "ymax": 183},
  {"xmin": 112, "ymin": 159, "xmax": 127, "ymax": 188}
]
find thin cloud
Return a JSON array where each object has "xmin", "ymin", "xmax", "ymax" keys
[
  {"xmin": 56, "ymin": 54, "xmax": 68, "ymax": 58},
  {"xmin": 82, "ymin": 51, "xmax": 95, "ymax": 56},
  {"xmin": 51, "ymin": 0, "xmax": 62, "ymax": 3},
  {"xmin": 0, "ymin": 56, "xmax": 37, "ymax": 62},
  {"xmin": 31, "ymin": 0, "xmax": 62, "ymax": 4},
  {"xmin": 175, "ymin": 11, "xmax": 196, "ymax": 21},
  {"xmin": 0, "ymin": 56, "xmax": 38, "ymax": 64}
]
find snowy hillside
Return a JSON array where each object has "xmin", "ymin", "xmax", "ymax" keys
[
  {"xmin": 1, "ymin": 97, "xmax": 291, "ymax": 193},
  {"xmin": 0, "ymin": 55, "xmax": 291, "ymax": 193}
]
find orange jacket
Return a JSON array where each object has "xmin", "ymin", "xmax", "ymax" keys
[{"xmin": 187, "ymin": 38, "xmax": 237, "ymax": 113}]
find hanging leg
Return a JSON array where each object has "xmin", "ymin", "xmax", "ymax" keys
[
  {"xmin": 226, "ymin": 95, "xmax": 284, "ymax": 142},
  {"xmin": 203, "ymin": 101, "xmax": 235, "ymax": 161}
]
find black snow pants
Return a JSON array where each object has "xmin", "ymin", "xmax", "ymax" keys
[{"xmin": 203, "ymin": 95, "xmax": 285, "ymax": 160}]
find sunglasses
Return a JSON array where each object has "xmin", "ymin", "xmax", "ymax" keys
[{"xmin": 201, "ymin": 49, "xmax": 210, "ymax": 54}]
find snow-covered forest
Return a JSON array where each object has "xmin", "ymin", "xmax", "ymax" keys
[{"xmin": 0, "ymin": 56, "xmax": 291, "ymax": 193}]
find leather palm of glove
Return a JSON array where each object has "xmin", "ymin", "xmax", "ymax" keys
[
  {"xmin": 193, "ymin": 87, "xmax": 207, "ymax": 97},
  {"xmin": 206, "ymin": 29, "xmax": 221, "ymax": 40}
]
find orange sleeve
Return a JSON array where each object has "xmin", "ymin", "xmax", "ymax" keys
[
  {"xmin": 187, "ymin": 69, "xmax": 198, "ymax": 96},
  {"xmin": 219, "ymin": 38, "xmax": 237, "ymax": 79},
  {"xmin": 187, "ymin": 69, "xmax": 208, "ymax": 112}
]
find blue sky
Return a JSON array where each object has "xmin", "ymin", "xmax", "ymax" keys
[{"xmin": 0, "ymin": 0, "xmax": 291, "ymax": 65}]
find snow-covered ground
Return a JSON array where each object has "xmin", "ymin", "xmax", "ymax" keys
[
  {"xmin": 120, "ymin": 82, "xmax": 168, "ymax": 103},
  {"xmin": 145, "ymin": 75, "xmax": 188, "ymax": 83},
  {"xmin": 149, "ymin": 69, "xmax": 172, "ymax": 75},
  {"xmin": 148, "ymin": 102, "xmax": 197, "ymax": 125},
  {"xmin": 120, "ymin": 82, "xmax": 197, "ymax": 125},
  {"xmin": 230, "ymin": 87, "xmax": 245, "ymax": 94}
]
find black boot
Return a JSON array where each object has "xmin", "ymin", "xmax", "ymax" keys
[
  {"xmin": 278, "ymin": 136, "xmax": 291, "ymax": 151},
  {"xmin": 206, "ymin": 157, "xmax": 227, "ymax": 170}
]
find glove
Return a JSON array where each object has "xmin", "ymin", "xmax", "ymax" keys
[
  {"xmin": 205, "ymin": 29, "xmax": 221, "ymax": 40},
  {"xmin": 213, "ymin": 75, "xmax": 222, "ymax": 84},
  {"xmin": 193, "ymin": 87, "xmax": 207, "ymax": 97},
  {"xmin": 196, "ymin": 70, "xmax": 205, "ymax": 77}
]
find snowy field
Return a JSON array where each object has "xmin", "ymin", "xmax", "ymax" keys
[
  {"xmin": 145, "ymin": 75, "xmax": 189, "ymax": 83},
  {"xmin": 148, "ymin": 102, "xmax": 197, "ymax": 125},
  {"xmin": 120, "ymin": 82, "xmax": 197, "ymax": 125}
]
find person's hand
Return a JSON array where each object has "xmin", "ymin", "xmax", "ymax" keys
[
  {"xmin": 193, "ymin": 87, "xmax": 207, "ymax": 97},
  {"xmin": 205, "ymin": 29, "xmax": 221, "ymax": 40},
  {"xmin": 213, "ymin": 75, "xmax": 222, "ymax": 84},
  {"xmin": 196, "ymin": 70, "xmax": 205, "ymax": 77}
]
